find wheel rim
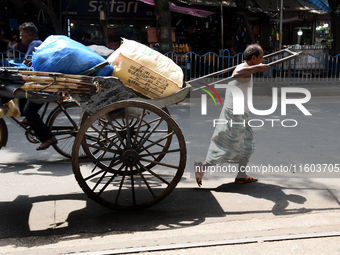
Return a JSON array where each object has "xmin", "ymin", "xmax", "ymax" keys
[{"xmin": 72, "ymin": 101, "xmax": 186, "ymax": 210}]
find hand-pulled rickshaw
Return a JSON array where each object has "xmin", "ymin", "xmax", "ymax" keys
[{"xmin": 0, "ymin": 47, "xmax": 302, "ymax": 210}]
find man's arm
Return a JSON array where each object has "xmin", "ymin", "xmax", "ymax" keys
[{"xmin": 233, "ymin": 63, "xmax": 270, "ymax": 78}]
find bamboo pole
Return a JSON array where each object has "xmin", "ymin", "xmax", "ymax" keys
[
  {"xmin": 21, "ymin": 83, "xmax": 93, "ymax": 90},
  {"xmin": 21, "ymin": 75, "xmax": 92, "ymax": 83},
  {"xmin": 18, "ymin": 70, "xmax": 94, "ymax": 81},
  {"xmin": 21, "ymin": 76, "xmax": 92, "ymax": 86}
]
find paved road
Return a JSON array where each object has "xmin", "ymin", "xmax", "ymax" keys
[{"xmin": 0, "ymin": 96, "xmax": 340, "ymax": 254}]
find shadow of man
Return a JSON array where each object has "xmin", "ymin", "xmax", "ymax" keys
[{"xmin": 213, "ymin": 182, "xmax": 311, "ymax": 215}]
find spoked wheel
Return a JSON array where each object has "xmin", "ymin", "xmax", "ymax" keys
[
  {"xmin": 47, "ymin": 102, "xmax": 84, "ymax": 158},
  {"xmin": 0, "ymin": 118, "xmax": 8, "ymax": 150},
  {"xmin": 72, "ymin": 101, "xmax": 186, "ymax": 210}
]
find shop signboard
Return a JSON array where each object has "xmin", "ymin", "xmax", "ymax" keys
[{"xmin": 61, "ymin": 0, "xmax": 156, "ymax": 17}]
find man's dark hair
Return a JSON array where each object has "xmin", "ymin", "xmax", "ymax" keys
[
  {"xmin": 243, "ymin": 44, "xmax": 262, "ymax": 62},
  {"xmin": 321, "ymin": 39, "xmax": 327, "ymax": 43},
  {"xmin": 19, "ymin": 22, "xmax": 39, "ymax": 38}
]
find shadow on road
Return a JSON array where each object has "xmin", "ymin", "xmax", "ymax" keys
[
  {"xmin": 0, "ymin": 159, "xmax": 73, "ymax": 176},
  {"xmin": 1, "ymin": 182, "xmax": 339, "ymax": 248},
  {"xmin": 213, "ymin": 182, "xmax": 311, "ymax": 215},
  {"xmin": 0, "ymin": 187, "xmax": 224, "ymax": 243}
]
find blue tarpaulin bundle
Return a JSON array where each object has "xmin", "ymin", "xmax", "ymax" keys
[{"xmin": 32, "ymin": 35, "xmax": 114, "ymax": 76}]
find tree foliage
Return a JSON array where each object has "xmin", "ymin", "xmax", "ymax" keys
[
  {"xmin": 235, "ymin": 0, "xmax": 256, "ymax": 44},
  {"xmin": 31, "ymin": 0, "xmax": 77, "ymax": 35}
]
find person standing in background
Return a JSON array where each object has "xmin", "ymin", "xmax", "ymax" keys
[
  {"xmin": 6, "ymin": 32, "xmax": 18, "ymax": 59},
  {"xmin": 19, "ymin": 22, "xmax": 57, "ymax": 150},
  {"xmin": 0, "ymin": 28, "xmax": 9, "ymax": 53}
]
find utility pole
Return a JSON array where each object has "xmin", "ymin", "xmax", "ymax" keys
[
  {"xmin": 279, "ymin": 0, "xmax": 283, "ymax": 50},
  {"xmin": 102, "ymin": 0, "xmax": 109, "ymax": 47},
  {"xmin": 221, "ymin": 1, "xmax": 224, "ymax": 52}
]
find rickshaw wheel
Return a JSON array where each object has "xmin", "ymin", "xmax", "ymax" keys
[{"xmin": 72, "ymin": 101, "xmax": 186, "ymax": 210}]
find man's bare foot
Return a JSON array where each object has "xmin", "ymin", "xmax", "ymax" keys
[
  {"xmin": 194, "ymin": 162, "xmax": 204, "ymax": 187},
  {"xmin": 234, "ymin": 175, "xmax": 258, "ymax": 184}
]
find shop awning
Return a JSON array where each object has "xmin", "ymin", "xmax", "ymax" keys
[
  {"xmin": 137, "ymin": 0, "xmax": 214, "ymax": 18},
  {"xmin": 174, "ymin": 0, "xmax": 236, "ymax": 7},
  {"xmin": 303, "ymin": 0, "xmax": 332, "ymax": 13},
  {"xmin": 254, "ymin": 0, "xmax": 331, "ymax": 14}
]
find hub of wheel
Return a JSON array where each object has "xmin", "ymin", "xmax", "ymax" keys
[{"xmin": 122, "ymin": 149, "xmax": 140, "ymax": 167}]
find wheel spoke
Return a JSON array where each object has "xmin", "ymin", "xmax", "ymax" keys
[
  {"xmin": 81, "ymin": 141, "xmax": 122, "ymax": 154},
  {"xmin": 88, "ymin": 119, "xmax": 120, "ymax": 146},
  {"xmin": 140, "ymin": 147, "xmax": 158, "ymax": 161},
  {"xmin": 87, "ymin": 123, "xmax": 110, "ymax": 144},
  {"xmin": 132, "ymin": 108, "xmax": 147, "ymax": 147},
  {"xmin": 92, "ymin": 169, "xmax": 108, "ymax": 192},
  {"xmin": 135, "ymin": 133, "xmax": 168, "ymax": 150},
  {"xmin": 105, "ymin": 113, "xmax": 127, "ymax": 149},
  {"xmin": 139, "ymin": 148, "xmax": 181, "ymax": 157},
  {"xmin": 125, "ymin": 107, "xmax": 132, "ymax": 148},
  {"xmin": 84, "ymin": 168, "xmax": 105, "ymax": 181},
  {"xmin": 136, "ymin": 117, "xmax": 163, "ymax": 151},
  {"xmin": 97, "ymin": 164, "xmax": 123, "ymax": 196},
  {"xmin": 136, "ymin": 166, "xmax": 156, "ymax": 198},
  {"xmin": 138, "ymin": 163, "xmax": 170, "ymax": 185},
  {"xmin": 113, "ymin": 118, "xmax": 124, "ymax": 128},
  {"xmin": 114, "ymin": 166, "xmax": 128, "ymax": 204},
  {"xmin": 140, "ymin": 158, "xmax": 180, "ymax": 169},
  {"xmin": 130, "ymin": 167, "xmax": 136, "ymax": 207},
  {"xmin": 138, "ymin": 131, "xmax": 175, "ymax": 153},
  {"xmin": 91, "ymin": 155, "xmax": 121, "ymax": 191}
]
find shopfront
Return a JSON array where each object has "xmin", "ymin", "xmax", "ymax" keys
[{"xmin": 62, "ymin": 0, "xmax": 156, "ymax": 49}]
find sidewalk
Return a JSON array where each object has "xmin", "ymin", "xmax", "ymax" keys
[{"xmin": 1, "ymin": 176, "xmax": 340, "ymax": 255}]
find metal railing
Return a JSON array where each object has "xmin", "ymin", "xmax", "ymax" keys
[
  {"xmin": 0, "ymin": 49, "xmax": 25, "ymax": 67},
  {"xmin": 1, "ymin": 48, "xmax": 339, "ymax": 85},
  {"xmin": 164, "ymin": 49, "xmax": 340, "ymax": 85}
]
